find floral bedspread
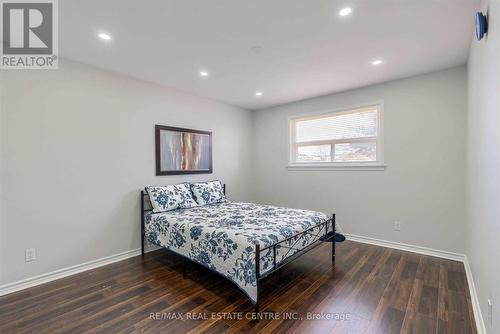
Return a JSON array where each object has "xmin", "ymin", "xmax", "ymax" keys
[{"xmin": 145, "ymin": 201, "xmax": 330, "ymax": 303}]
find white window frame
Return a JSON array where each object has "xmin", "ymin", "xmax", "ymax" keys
[{"xmin": 287, "ymin": 102, "xmax": 386, "ymax": 171}]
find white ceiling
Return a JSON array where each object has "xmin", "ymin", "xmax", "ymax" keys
[{"xmin": 60, "ymin": 0, "xmax": 479, "ymax": 110}]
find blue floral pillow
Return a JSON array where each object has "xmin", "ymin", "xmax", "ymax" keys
[
  {"xmin": 146, "ymin": 184, "xmax": 197, "ymax": 213},
  {"xmin": 190, "ymin": 180, "xmax": 225, "ymax": 206}
]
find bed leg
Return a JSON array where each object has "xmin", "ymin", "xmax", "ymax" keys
[
  {"xmin": 254, "ymin": 244, "xmax": 260, "ymax": 322},
  {"xmin": 183, "ymin": 258, "xmax": 187, "ymax": 279},
  {"xmin": 141, "ymin": 229, "xmax": 145, "ymax": 256},
  {"xmin": 140, "ymin": 191, "xmax": 145, "ymax": 257},
  {"xmin": 332, "ymin": 237, "xmax": 336, "ymax": 264},
  {"xmin": 332, "ymin": 213, "xmax": 336, "ymax": 264}
]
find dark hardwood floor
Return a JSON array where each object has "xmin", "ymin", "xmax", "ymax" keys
[{"xmin": 0, "ymin": 241, "xmax": 477, "ymax": 334}]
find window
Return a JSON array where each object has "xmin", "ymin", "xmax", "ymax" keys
[{"xmin": 288, "ymin": 104, "xmax": 384, "ymax": 169}]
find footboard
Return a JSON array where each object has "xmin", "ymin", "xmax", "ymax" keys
[{"xmin": 253, "ymin": 213, "xmax": 336, "ymax": 314}]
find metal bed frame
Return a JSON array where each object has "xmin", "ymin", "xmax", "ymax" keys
[{"xmin": 140, "ymin": 184, "xmax": 336, "ymax": 316}]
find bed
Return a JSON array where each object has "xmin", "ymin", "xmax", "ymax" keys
[{"xmin": 140, "ymin": 185, "xmax": 335, "ymax": 314}]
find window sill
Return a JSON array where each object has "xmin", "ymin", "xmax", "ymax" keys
[{"xmin": 286, "ymin": 163, "xmax": 386, "ymax": 171}]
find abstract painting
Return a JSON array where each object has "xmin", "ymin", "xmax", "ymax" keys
[{"xmin": 155, "ymin": 125, "xmax": 212, "ymax": 175}]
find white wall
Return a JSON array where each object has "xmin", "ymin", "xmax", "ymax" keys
[
  {"xmin": 0, "ymin": 60, "xmax": 253, "ymax": 284},
  {"xmin": 252, "ymin": 67, "xmax": 467, "ymax": 253},
  {"xmin": 466, "ymin": 0, "xmax": 500, "ymax": 332}
]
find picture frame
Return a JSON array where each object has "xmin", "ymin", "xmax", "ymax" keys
[{"xmin": 155, "ymin": 125, "xmax": 213, "ymax": 175}]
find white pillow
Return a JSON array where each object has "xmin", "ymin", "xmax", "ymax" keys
[
  {"xmin": 146, "ymin": 184, "xmax": 197, "ymax": 213},
  {"xmin": 190, "ymin": 180, "xmax": 225, "ymax": 206}
]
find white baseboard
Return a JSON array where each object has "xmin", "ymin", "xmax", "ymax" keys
[
  {"xmin": 345, "ymin": 233, "xmax": 485, "ymax": 333},
  {"xmin": 464, "ymin": 256, "xmax": 487, "ymax": 334},
  {"xmin": 0, "ymin": 248, "xmax": 141, "ymax": 297},
  {"xmin": 345, "ymin": 233, "xmax": 466, "ymax": 261}
]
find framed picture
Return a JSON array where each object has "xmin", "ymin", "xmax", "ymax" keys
[{"xmin": 155, "ymin": 125, "xmax": 213, "ymax": 175}]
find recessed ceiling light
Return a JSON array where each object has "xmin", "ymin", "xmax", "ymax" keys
[
  {"xmin": 255, "ymin": 91, "xmax": 263, "ymax": 97},
  {"xmin": 199, "ymin": 71, "xmax": 209, "ymax": 77},
  {"xmin": 338, "ymin": 7, "xmax": 352, "ymax": 16},
  {"xmin": 371, "ymin": 59, "xmax": 383, "ymax": 66},
  {"xmin": 98, "ymin": 32, "xmax": 111, "ymax": 41}
]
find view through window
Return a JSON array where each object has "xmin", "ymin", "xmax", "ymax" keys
[{"xmin": 289, "ymin": 105, "xmax": 382, "ymax": 165}]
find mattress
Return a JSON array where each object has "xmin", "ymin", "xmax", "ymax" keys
[{"xmin": 145, "ymin": 201, "xmax": 330, "ymax": 303}]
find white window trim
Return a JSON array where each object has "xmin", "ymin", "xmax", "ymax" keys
[{"xmin": 286, "ymin": 101, "xmax": 386, "ymax": 171}]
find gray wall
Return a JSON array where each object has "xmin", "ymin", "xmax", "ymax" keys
[
  {"xmin": 0, "ymin": 60, "xmax": 253, "ymax": 284},
  {"xmin": 0, "ymin": 59, "xmax": 473, "ymax": 292},
  {"xmin": 251, "ymin": 67, "xmax": 467, "ymax": 253},
  {"xmin": 466, "ymin": 0, "xmax": 500, "ymax": 332}
]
